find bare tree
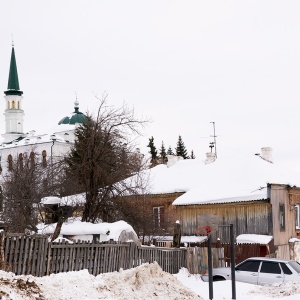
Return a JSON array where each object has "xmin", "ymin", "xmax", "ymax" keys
[
  {"xmin": 1, "ymin": 148, "xmax": 80, "ymax": 236},
  {"xmin": 42, "ymin": 160, "xmax": 82, "ymax": 241},
  {"xmin": 1, "ymin": 150, "xmax": 48, "ymax": 233},
  {"xmin": 65, "ymin": 95, "xmax": 147, "ymax": 223}
]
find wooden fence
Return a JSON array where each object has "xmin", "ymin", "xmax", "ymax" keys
[
  {"xmin": 0, "ymin": 232, "xmax": 262, "ymax": 277},
  {"xmin": 1, "ymin": 234, "xmax": 187, "ymax": 276}
]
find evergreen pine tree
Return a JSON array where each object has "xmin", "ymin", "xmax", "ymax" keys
[
  {"xmin": 159, "ymin": 141, "xmax": 167, "ymax": 163},
  {"xmin": 190, "ymin": 150, "xmax": 196, "ymax": 159},
  {"xmin": 147, "ymin": 136, "xmax": 158, "ymax": 165},
  {"xmin": 167, "ymin": 146, "xmax": 174, "ymax": 155},
  {"xmin": 175, "ymin": 135, "xmax": 189, "ymax": 159}
]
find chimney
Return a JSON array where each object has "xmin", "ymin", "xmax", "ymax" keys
[
  {"xmin": 261, "ymin": 147, "xmax": 273, "ymax": 163},
  {"xmin": 205, "ymin": 152, "xmax": 216, "ymax": 164},
  {"xmin": 166, "ymin": 155, "xmax": 183, "ymax": 167}
]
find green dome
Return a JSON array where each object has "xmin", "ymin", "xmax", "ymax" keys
[{"xmin": 58, "ymin": 100, "xmax": 86, "ymax": 125}]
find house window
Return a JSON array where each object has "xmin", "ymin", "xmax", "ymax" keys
[
  {"xmin": 295, "ymin": 205, "xmax": 300, "ymax": 230},
  {"xmin": 153, "ymin": 206, "xmax": 165, "ymax": 229},
  {"xmin": 30, "ymin": 152, "xmax": 35, "ymax": 169},
  {"xmin": 42, "ymin": 150, "xmax": 47, "ymax": 167},
  {"xmin": 8, "ymin": 154, "xmax": 13, "ymax": 171},
  {"xmin": 93, "ymin": 234, "xmax": 100, "ymax": 243},
  {"xmin": 279, "ymin": 204, "xmax": 285, "ymax": 231},
  {"xmin": 0, "ymin": 186, "xmax": 3, "ymax": 211},
  {"xmin": 18, "ymin": 153, "xmax": 23, "ymax": 171}
]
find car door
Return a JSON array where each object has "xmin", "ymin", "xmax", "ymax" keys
[
  {"xmin": 235, "ymin": 260, "xmax": 261, "ymax": 284},
  {"xmin": 258, "ymin": 261, "xmax": 284, "ymax": 285}
]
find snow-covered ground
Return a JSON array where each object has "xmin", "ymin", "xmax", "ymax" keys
[{"xmin": 0, "ymin": 262, "xmax": 300, "ymax": 299}]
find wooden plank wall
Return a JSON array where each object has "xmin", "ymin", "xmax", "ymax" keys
[
  {"xmin": 138, "ymin": 246, "xmax": 186, "ymax": 274},
  {"xmin": 223, "ymin": 243, "xmax": 260, "ymax": 266},
  {"xmin": 185, "ymin": 243, "xmax": 261, "ymax": 274},
  {"xmin": 1, "ymin": 236, "xmax": 187, "ymax": 277},
  {"xmin": 178, "ymin": 201, "xmax": 272, "ymax": 242},
  {"xmin": 186, "ymin": 246, "xmax": 224, "ymax": 274}
]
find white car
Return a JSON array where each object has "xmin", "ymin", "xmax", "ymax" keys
[{"xmin": 201, "ymin": 257, "xmax": 300, "ymax": 285}]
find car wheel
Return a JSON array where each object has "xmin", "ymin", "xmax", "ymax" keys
[{"xmin": 213, "ymin": 276, "xmax": 226, "ymax": 281}]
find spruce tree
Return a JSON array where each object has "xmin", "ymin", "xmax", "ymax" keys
[
  {"xmin": 147, "ymin": 136, "xmax": 158, "ymax": 166},
  {"xmin": 175, "ymin": 135, "xmax": 189, "ymax": 159},
  {"xmin": 190, "ymin": 150, "xmax": 196, "ymax": 159},
  {"xmin": 167, "ymin": 146, "xmax": 174, "ymax": 155},
  {"xmin": 159, "ymin": 141, "xmax": 167, "ymax": 163}
]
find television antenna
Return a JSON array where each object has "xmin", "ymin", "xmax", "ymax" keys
[{"xmin": 210, "ymin": 122, "xmax": 217, "ymax": 158}]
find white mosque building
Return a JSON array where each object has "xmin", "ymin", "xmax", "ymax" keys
[{"xmin": 0, "ymin": 46, "xmax": 86, "ymax": 173}]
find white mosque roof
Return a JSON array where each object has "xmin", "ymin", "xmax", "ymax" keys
[{"xmin": 0, "ymin": 132, "xmax": 70, "ymax": 150}]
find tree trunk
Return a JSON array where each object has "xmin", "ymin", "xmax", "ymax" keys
[
  {"xmin": 51, "ymin": 221, "xmax": 64, "ymax": 241},
  {"xmin": 173, "ymin": 222, "xmax": 181, "ymax": 248}
]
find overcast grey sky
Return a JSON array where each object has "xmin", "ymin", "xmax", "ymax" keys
[{"xmin": 1, "ymin": 1, "xmax": 300, "ymax": 168}]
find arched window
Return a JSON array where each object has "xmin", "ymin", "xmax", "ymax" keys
[
  {"xmin": 7, "ymin": 101, "xmax": 10, "ymax": 109},
  {"xmin": 8, "ymin": 154, "xmax": 13, "ymax": 171},
  {"xmin": 42, "ymin": 150, "xmax": 47, "ymax": 167},
  {"xmin": 30, "ymin": 152, "xmax": 35, "ymax": 169},
  {"xmin": 12, "ymin": 101, "xmax": 15, "ymax": 109},
  {"xmin": 18, "ymin": 153, "xmax": 24, "ymax": 171}
]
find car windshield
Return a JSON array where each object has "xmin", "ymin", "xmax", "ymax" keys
[{"xmin": 288, "ymin": 261, "xmax": 300, "ymax": 273}]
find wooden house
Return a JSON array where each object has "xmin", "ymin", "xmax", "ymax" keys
[
  {"xmin": 125, "ymin": 149, "xmax": 300, "ymax": 258},
  {"xmin": 171, "ymin": 149, "xmax": 300, "ymax": 259}
]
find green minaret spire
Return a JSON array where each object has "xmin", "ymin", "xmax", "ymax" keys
[{"xmin": 5, "ymin": 46, "xmax": 23, "ymax": 96}]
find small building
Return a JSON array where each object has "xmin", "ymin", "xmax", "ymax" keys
[
  {"xmin": 236, "ymin": 234, "xmax": 275, "ymax": 257},
  {"xmin": 37, "ymin": 219, "xmax": 141, "ymax": 245}
]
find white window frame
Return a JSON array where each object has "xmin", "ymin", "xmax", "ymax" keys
[
  {"xmin": 279, "ymin": 203, "xmax": 285, "ymax": 231},
  {"xmin": 153, "ymin": 206, "xmax": 164, "ymax": 229},
  {"xmin": 295, "ymin": 205, "xmax": 300, "ymax": 230}
]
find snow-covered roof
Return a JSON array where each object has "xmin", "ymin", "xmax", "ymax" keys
[
  {"xmin": 0, "ymin": 132, "xmax": 72, "ymax": 149},
  {"xmin": 41, "ymin": 196, "xmax": 61, "ymax": 205},
  {"xmin": 289, "ymin": 238, "xmax": 300, "ymax": 243},
  {"xmin": 126, "ymin": 152, "xmax": 300, "ymax": 206},
  {"xmin": 152, "ymin": 235, "xmax": 207, "ymax": 243},
  {"xmin": 41, "ymin": 193, "xmax": 86, "ymax": 206},
  {"xmin": 37, "ymin": 220, "xmax": 136, "ymax": 242},
  {"xmin": 236, "ymin": 234, "xmax": 273, "ymax": 245}
]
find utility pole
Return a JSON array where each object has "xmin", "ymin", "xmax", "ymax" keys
[
  {"xmin": 50, "ymin": 134, "xmax": 56, "ymax": 190},
  {"xmin": 210, "ymin": 122, "xmax": 217, "ymax": 158}
]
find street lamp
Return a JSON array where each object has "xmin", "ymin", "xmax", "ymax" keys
[
  {"xmin": 50, "ymin": 134, "xmax": 56, "ymax": 165},
  {"xmin": 50, "ymin": 135, "xmax": 56, "ymax": 189}
]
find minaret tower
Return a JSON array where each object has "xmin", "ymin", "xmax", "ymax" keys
[{"xmin": 2, "ymin": 43, "xmax": 25, "ymax": 142}]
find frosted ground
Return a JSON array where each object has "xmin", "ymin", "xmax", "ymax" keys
[{"xmin": 0, "ymin": 263, "xmax": 300, "ymax": 299}]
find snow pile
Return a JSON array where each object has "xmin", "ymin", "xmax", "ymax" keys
[
  {"xmin": 0, "ymin": 271, "xmax": 44, "ymax": 300},
  {"xmin": 1, "ymin": 263, "xmax": 300, "ymax": 299},
  {"xmin": 0, "ymin": 263, "xmax": 203, "ymax": 300},
  {"xmin": 96, "ymin": 262, "xmax": 203, "ymax": 299},
  {"xmin": 250, "ymin": 281, "xmax": 300, "ymax": 298}
]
